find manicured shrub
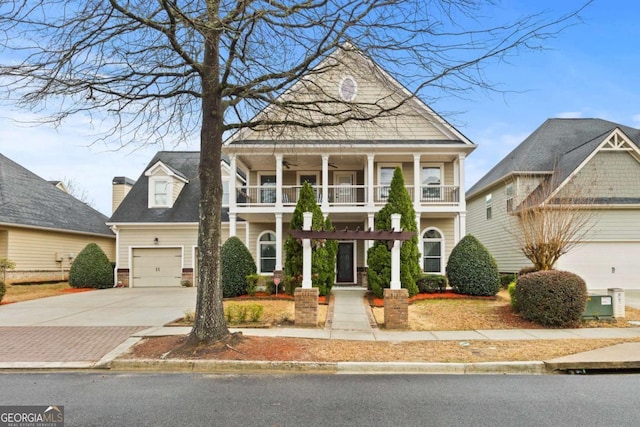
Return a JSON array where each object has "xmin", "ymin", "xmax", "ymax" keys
[
  {"xmin": 515, "ymin": 270, "xmax": 587, "ymax": 327},
  {"xmin": 284, "ymin": 182, "xmax": 336, "ymax": 296},
  {"xmin": 221, "ymin": 236, "xmax": 257, "ymax": 298},
  {"xmin": 69, "ymin": 243, "xmax": 113, "ymax": 289},
  {"xmin": 367, "ymin": 167, "xmax": 420, "ymax": 298},
  {"xmin": 0, "ymin": 281, "xmax": 5, "ymax": 303},
  {"xmin": 518, "ymin": 266, "xmax": 538, "ymax": 276},
  {"xmin": 446, "ymin": 235, "xmax": 500, "ymax": 296},
  {"xmin": 500, "ymin": 273, "xmax": 517, "ymax": 288},
  {"xmin": 416, "ymin": 274, "xmax": 447, "ymax": 293},
  {"xmin": 507, "ymin": 281, "xmax": 518, "ymax": 311}
]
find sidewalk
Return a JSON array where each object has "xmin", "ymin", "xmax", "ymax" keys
[{"xmin": 1, "ymin": 287, "xmax": 640, "ymax": 373}]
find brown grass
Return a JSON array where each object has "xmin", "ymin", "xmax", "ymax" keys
[
  {"xmin": 1, "ymin": 282, "xmax": 83, "ymax": 304},
  {"xmin": 372, "ymin": 289, "xmax": 640, "ymax": 330}
]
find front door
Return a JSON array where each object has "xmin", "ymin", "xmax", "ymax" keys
[{"xmin": 336, "ymin": 242, "xmax": 355, "ymax": 283}]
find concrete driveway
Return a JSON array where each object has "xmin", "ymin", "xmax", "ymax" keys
[{"xmin": 0, "ymin": 287, "xmax": 197, "ymax": 327}]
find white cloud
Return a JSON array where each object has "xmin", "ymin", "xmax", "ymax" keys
[{"xmin": 631, "ymin": 114, "xmax": 640, "ymax": 127}]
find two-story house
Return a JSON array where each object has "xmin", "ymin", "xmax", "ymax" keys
[
  {"xmin": 467, "ymin": 118, "xmax": 640, "ymax": 290},
  {"xmin": 109, "ymin": 46, "xmax": 475, "ymax": 287}
]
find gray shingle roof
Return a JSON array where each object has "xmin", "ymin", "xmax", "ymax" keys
[
  {"xmin": 0, "ymin": 153, "xmax": 113, "ymax": 236},
  {"xmin": 109, "ymin": 151, "xmax": 236, "ymax": 223},
  {"xmin": 466, "ymin": 118, "xmax": 640, "ymax": 198},
  {"xmin": 109, "ymin": 151, "xmax": 200, "ymax": 223}
]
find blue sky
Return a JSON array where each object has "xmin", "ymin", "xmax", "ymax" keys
[{"xmin": 1, "ymin": 0, "xmax": 638, "ymax": 216}]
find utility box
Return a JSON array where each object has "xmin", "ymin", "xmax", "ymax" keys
[{"xmin": 582, "ymin": 295, "xmax": 614, "ymax": 320}]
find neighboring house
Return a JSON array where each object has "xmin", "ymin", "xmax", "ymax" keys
[
  {"xmin": 108, "ymin": 152, "xmax": 246, "ymax": 287},
  {"xmin": 109, "ymin": 46, "xmax": 475, "ymax": 287},
  {"xmin": 466, "ymin": 118, "xmax": 640, "ymax": 290},
  {"xmin": 0, "ymin": 153, "xmax": 115, "ymax": 284}
]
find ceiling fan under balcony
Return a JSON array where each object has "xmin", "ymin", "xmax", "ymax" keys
[{"xmin": 282, "ymin": 159, "xmax": 298, "ymax": 169}]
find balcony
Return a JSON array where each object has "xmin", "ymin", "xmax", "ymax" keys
[{"xmin": 235, "ymin": 184, "xmax": 459, "ymax": 207}]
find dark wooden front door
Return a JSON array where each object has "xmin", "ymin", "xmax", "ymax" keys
[{"xmin": 336, "ymin": 242, "xmax": 354, "ymax": 283}]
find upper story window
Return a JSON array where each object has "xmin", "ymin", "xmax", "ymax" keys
[
  {"xmin": 378, "ymin": 164, "xmax": 400, "ymax": 200},
  {"xmin": 145, "ymin": 160, "xmax": 189, "ymax": 209},
  {"xmin": 505, "ymin": 184, "xmax": 514, "ymax": 212},
  {"xmin": 421, "ymin": 165, "xmax": 442, "ymax": 200},
  {"xmin": 153, "ymin": 180, "xmax": 169, "ymax": 206},
  {"xmin": 486, "ymin": 193, "xmax": 493, "ymax": 220}
]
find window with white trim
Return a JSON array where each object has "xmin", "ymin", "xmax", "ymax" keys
[
  {"xmin": 222, "ymin": 179, "xmax": 229, "ymax": 206},
  {"xmin": 486, "ymin": 193, "xmax": 493, "ymax": 220},
  {"xmin": 422, "ymin": 228, "xmax": 443, "ymax": 273},
  {"xmin": 148, "ymin": 177, "xmax": 172, "ymax": 208},
  {"xmin": 505, "ymin": 184, "xmax": 514, "ymax": 212},
  {"xmin": 378, "ymin": 164, "xmax": 400, "ymax": 200},
  {"xmin": 258, "ymin": 231, "xmax": 276, "ymax": 273},
  {"xmin": 421, "ymin": 165, "xmax": 442, "ymax": 201}
]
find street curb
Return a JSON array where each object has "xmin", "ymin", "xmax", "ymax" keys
[
  {"xmin": 107, "ymin": 359, "xmax": 548, "ymax": 375},
  {"xmin": 109, "ymin": 359, "xmax": 339, "ymax": 374}
]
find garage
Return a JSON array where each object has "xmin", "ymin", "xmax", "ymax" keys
[
  {"xmin": 132, "ymin": 248, "xmax": 183, "ymax": 287},
  {"xmin": 556, "ymin": 242, "xmax": 640, "ymax": 290}
]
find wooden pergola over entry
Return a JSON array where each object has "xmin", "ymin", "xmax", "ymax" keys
[{"xmin": 290, "ymin": 213, "xmax": 414, "ymax": 290}]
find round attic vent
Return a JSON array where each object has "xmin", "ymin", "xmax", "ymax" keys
[{"xmin": 339, "ymin": 76, "xmax": 357, "ymax": 102}]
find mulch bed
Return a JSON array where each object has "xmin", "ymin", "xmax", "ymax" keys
[
  {"xmin": 369, "ymin": 291, "xmax": 496, "ymax": 307},
  {"xmin": 61, "ymin": 288, "xmax": 94, "ymax": 293}
]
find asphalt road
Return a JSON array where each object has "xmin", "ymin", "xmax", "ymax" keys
[{"xmin": 2, "ymin": 372, "xmax": 640, "ymax": 426}]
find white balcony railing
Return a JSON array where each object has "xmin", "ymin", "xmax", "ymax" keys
[{"xmin": 236, "ymin": 184, "xmax": 459, "ymax": 207}]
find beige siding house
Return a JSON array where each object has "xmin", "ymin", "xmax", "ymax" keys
[
  {"xmin": 109, "ymin": 46, "xmax": 476, "ymax": 287},
  {"xmin": 0, "ymin": 153, "xmax": 115, "ymax": 284},
  {"xmin": 466, "ymin": 118, "xmax": 640, "ymax": 290}
]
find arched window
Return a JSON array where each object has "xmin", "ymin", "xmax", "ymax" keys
[
  {"xmin": 422, "ymin": 228, "xmax": 444, "ymax": 273},
  {"xmin": 258, "ymin": 231, "xmax": 276, "ymax": 273}
]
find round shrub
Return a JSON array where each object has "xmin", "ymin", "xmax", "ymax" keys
[
  {"xmin": 515, "ymin": 270, "xmax": 587, "ymax": 327},
  {"xmin": 446, "ymin": 235, "xmax": 500, "ymax": 296},
  {"xmin": 507, "ymin": 281, "xmax": 518, "ymax": 312},
  {"xmin": 416, "ymin": 274, "xmax": 447, "ymax": 293},
  {"xmin": 0, "ymin": 281, "xmax": 5, "ymax": 302},
  {"xmin": 221, "ymin": 236, "xmax": 257, "ymax": 298},
  {"xmin": 69, "ymin": 243, "xmax": 114, "ymax": 289}
]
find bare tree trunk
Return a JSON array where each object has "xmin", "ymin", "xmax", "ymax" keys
[{"xmin": 189, "ymin": 16, "xmax": 230, "ymax": 344}]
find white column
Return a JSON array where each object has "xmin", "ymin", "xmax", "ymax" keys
[
  {"xmin": 322, "ymin": 154, "xmax": 329, "ymax": 210},
  {"xmin": 229, "ymin": 155, "xmax": 237, "ymax": 211},
  {"xmin": 367, "ymin": 154, "xmax": 374, "ymax": 206},
  {"xmin": 229, "ymin": 155, "xmax": 237, "ymax": 238},
  {"xmin": 416, "ymin": 212, "xmax": 422, "ymax": 271},
  {"xmin": 458, "ymin": 153, "xmax": 466, "ymax": 210},
  {"xmin": 459, "ymin": 212, "xmax": 467, "ymax": 240},
  {"xmin": 229, "ymin": 213, "xmax": 237, "ymax": 237},
  {"xmin": 365, "ymin": 213, "xmax": 375, "ymax": 267},
  {"xmin": 275, "ymin": 213, "xmax": 283, "ymax": 272},
  {"xmin": 413, "ymin": 154, "xmax": 421, "ymax": 208},
  {"xmin": 302, "ymin": 212, "xmax": 313, "ymax": 288},
  {"xmin": 454, "ymin": 213, "xmax": 460, "ymax": 243},
  {"xmin": 390, "ymin": 214, "xmax": 401, "ymax": 290},
  {"xmin": 275, "ymin": 153, "xmax": 283, "ymax": 206}
]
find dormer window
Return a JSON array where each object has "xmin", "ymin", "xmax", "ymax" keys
[
  {"xmin": 153, "ymin": 180, "xmax": 169, "ymax": 206},
  {"xmin": 145, "ymin": 160, "xmax": 189, "ymax": 209}
]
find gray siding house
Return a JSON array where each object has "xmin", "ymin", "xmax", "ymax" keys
[{"xmin": 466, "ymin": 118, "xmax": 640, "ymax": 290}]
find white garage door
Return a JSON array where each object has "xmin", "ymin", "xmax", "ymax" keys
[
  {"xmin": 132, "ymin": 248, "xmax": 182, "ymax": 287},
  {"xmin": 556, "ymin": 243, "xmax": 640, "ymax": 290}
]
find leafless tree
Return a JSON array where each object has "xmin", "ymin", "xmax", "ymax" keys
[
  {"xmin": 0, "ymin": 0, "xmax": 590, "ymax": 344},
  {"xmin": 60, "ymin": 178, "xmax": 96, "ymax": 208},
  {"xmin": 507, "ymin": 171, "xmax": 598, "ymax": 271}
]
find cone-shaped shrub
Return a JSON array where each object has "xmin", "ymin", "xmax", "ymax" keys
[
  {"xmin": 283, "ymin": 182, "xmax": 336, "ymax": 296},
  {"xmin": 0, "ymin": 281, "xmax": 5, "ymax": 302},
  {"xmin": 367, "ymin": 167, "xmax": 420, "ymax": 298},
  {"xmin": 446, "ymin": 234, "xmax": 500, "ymax": 296},
  {"xmin": 221, "ymin": 236, "xmax": 257, "ymax": 297},
  {"xmin": 69, "ymin": 243, "xmax": 113, "ymax": 289}
]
